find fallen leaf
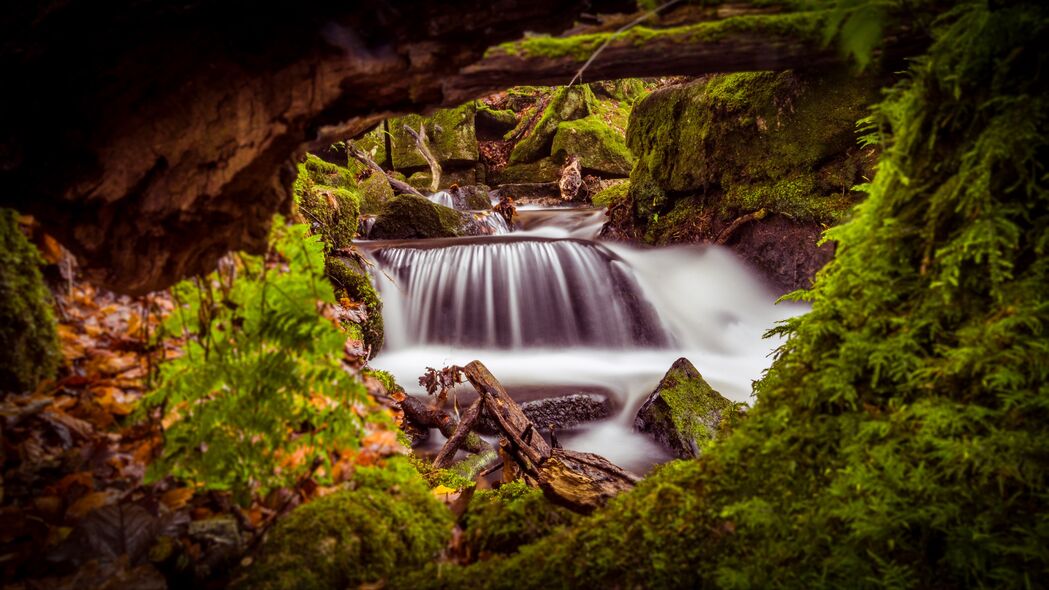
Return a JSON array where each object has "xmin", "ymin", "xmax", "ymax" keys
[
  {"xmin": 159, "ymin": 488, "xmax": 194, "ymax": 511},
  {"xmin": 67, "ymin": 491, "xmax": 117, "ymax": 520}
]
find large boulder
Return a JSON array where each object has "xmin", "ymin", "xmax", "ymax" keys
[
  {"xmin": 634, "ymin": 357, "xmax": 735, "ymax": 458},
  {"xmin": 390, "ymin": 103, "xmax": 479, "ymax": 171},
  {"xmin": 369, "ymin": 194, "xmax": 466, "ymax": 240},
  {"xmin": 0, "ymin": 210, "xmax": 60, "ymax": 393},
  {"xmin": 488, "ymin": 158, "xmax": 562, "ymax": 185},
  {"xmin": 551, "ymin": 115, "xmax": 634, "ymax": 177}
]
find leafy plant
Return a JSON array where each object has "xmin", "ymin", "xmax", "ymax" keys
[{"xmin": 142, "ymin": 219, "xmax": 380, "ymax": 503}]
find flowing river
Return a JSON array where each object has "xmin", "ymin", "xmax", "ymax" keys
[{"xmin": 363, "ymin": 205, "xmax": 807, "ymax": 473}]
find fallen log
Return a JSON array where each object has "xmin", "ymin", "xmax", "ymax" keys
[
  {"xmin": 433, "ymin": 399, "xmax": 483, "ymax": 469},
  {"xmin": 399, "ymin": 395, "xmax": 490, "ymax": 455},
  {"xmin": 459, "ymin": 361, "xmax": 638, "ymax": 514}
]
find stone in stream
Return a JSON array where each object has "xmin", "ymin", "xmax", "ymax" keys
[
  {"xmin": 634, "ymin": 357, "xmax": 735, "ymax": 459},
  {"xmin": 474, "ymin": 393, "xmax": 614, "ymax": 436}
]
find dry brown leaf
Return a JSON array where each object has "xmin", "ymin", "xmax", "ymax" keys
[
  {"xmin": 66, "ymin": 491, "xmax": 116, "ymax": 520},
  {"xmin": 159, "ymin": 488, "xmax": 195, "ymax": 511}
]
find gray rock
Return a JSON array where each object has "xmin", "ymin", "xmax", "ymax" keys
[{"xmin": 634, "ymin": 357, "xmax": 736, "ymax": 459}]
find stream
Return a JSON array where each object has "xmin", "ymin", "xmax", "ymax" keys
[{"xmin": 363, "ymin": 204, "xmax": 807, "ymax": 473}]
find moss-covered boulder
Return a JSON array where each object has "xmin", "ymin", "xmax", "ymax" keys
[
  {"xmin": 326, "ymin": 257, "xmax": 383, "ymax": 357},
  {"xmin": 357, "ymin": 171, "xmax": 394, "ymax": 215},
  {"xmin": 626, "ymin": 69, "xmax": 879, "ymax": 232},
  {"xmin": 293, "ymin": 155, "xmax": 362, "ymax": 250},
  {"xmin": 0, "ymin": 209, "xmax": 60, "ymax": 394},
  {"xmin": 509, "ymin": 85, "xmax": 595, "ymax": 165},
  {"xmin": 477, "ymin": 105, "xmax": 518, "ymax": 136},
  {"xmin": 369, "ymin": 194, "xmax": 466, "ymax": 240},
  {"xmin": 390, "ymin": 103, "xmax": 479, "ymax": 171},
  {"xmin": 462, "ymin": 481, "xmax": 579, "ymax": 559},
  {"xmin": 551, "ymin": 116, "xmax": 634, "ymax": 176},
  {"xmin": 234, "ymin": 457, "xmax": 452, "ymax": 590},
  {"xmin": 488, "ymin": 158, "xmax": 562, "ymax": 185},
  {"xmin": 634, "ymin": 358, "xmax": 735, "ymax": 459},
  {"xmin": 355, "ymin": 123, "xmax": 390, "ymax": 169}
]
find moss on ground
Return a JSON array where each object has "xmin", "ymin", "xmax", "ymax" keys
[
  {"xmin": 461, "ymin": 481, "xmax": 579, "ymax": 559},
  {"xmin": 234, "ymin": 457, "xmax": 452, "ymax": 590},
  {"xmin": 369, "ymin": 194, "xmax": 465, "ymax": 239},
  {"xmin": 0, "ymin": 209, "xmax": 60, "ymax": 393},
  {"xmin": 325, "ymin": 257, "xmax": 383, "ymax": 357}
]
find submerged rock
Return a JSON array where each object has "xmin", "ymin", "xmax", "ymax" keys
[
  {"xmin": 634, "ymin": 358, "xmax": 734, "ymax": 459},
  {"xmin": 369, "ymin": 194, "xmax": 466, "ymax": 240},
  {"xmin": 475, "ymin": 393, "xmax": 613, "ymax": 436}
]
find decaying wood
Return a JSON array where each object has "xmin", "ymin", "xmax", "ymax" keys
[
  {"xmin": 433, "ymin": 399, "xmax": 484, "ymax": 469},
  {"xmin": 399, "ymin": 395, "xmax": 490, "ymax": 455},
  {"xmin": 715, "ymin": 207, "xmax": 767, "ymax": 245},
  {"xmin": 460, "ymin": 360, "xmax": 638, "ymax": 514},
  {"xmin": 403, "ymin": 124, "xmax": 442, "ymax": 193},
  {"xmin": 348, "ymin": 142, "xmax": 427, "ymax": 198}
]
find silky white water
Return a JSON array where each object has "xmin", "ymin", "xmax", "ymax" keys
[{"xmin": 366, "ymin": 207, "xmax": 807, "ymax": 472}]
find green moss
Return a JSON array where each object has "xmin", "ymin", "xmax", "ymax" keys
[
  {"xmin": 370, "ymin": 194, "xmax": 466, "ymax": 240},
  {"xmin": 591, "ymin": 180, "xmax": 629, "ymax": 208},
  {"xmin": 509, "ymin": 85, "xmax": 596, "ymax": 164},
  {"xmin": 325, "ymin": 257, "xmax": 383, "ymax": 357},
  {"xmin": 636, "ymin": 358, "xmax": 736, "ymax": 458},
  {"xmin": 294, "ymin": 157, "xmax": 363, "ymax": 250},
  {"xmin": 551, "ymin": 115, "xmax": 634, "ymax": 176},
  {"xmin": 357, "ymin": 171, "xmax": 394, "ymax": 215},
  {"xmin": 488, "ymin": 12, "xmax": 826, "ymax": 61},
  {"xmin": 461, "ymin": 481, "xmax": 579, "ymax": 558},
  {"xmin": 0, "ymin": 209, "xmax": 60, "ymax": 393},
  {"xmin": 390, "ymin": 103, "xmax": 478, "ymax": 171},
  {"xmin": 409, "ymin": 454, "xmax": 476, "ymax": 492},
  {"xmin": 477, "ymin": 105, "xmax": 518, "ymax": 133},
  {"xmin": 488, "ymin": 158, "xmax": 562, "ymax": 185},
  {"xmin": 234, "ymin": 456, "xmax": 452, "ymax": 590}
]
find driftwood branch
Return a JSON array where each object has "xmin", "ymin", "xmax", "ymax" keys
[
  {"xmin": 403, "ymin": 124, "xmax": 442, "ymax": 193},
  {"xmin": 400, "ymin": 395, "xmax": 491, "ymax": 455},
  {"xmin": 715, "ymin": 207, "xmax": 767, "ymax": 245},
  {"xmin": 348, "ymin": 141, "xmax": 426, "ymax": 198},
  {"xmin": 459, "ymin": 360, "xmax": 638, "ymax": 513},
  {"xmin": 433, "ymin": 399, "xmax": 484, "ymax": 468}
]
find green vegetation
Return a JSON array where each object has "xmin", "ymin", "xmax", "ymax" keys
[
  {"xmin": 235, "ymin": 457, "xmax": 452, "ymax": 590},
  {"xmin": 326, "ymin": 257, "xmax": 384, "ymax": 357},
  {"xmin": 0, "ymin": 209, "xmax": 59, "ymax": 393},
  {"xmin": 591, "ymin": 180, "xmax": 629, "ymax": 208},
  {"xmin": 509, "ymin": 85, "xmax": 596, "ymax": 164},
  {"xmin": 390, "ymin": 103, "xmax": 479, "ymax": 170},
  {"xmin": 142, "ymin": 221, "xmax": 383, "ymax": 502},
  {"xmin": 400, "ymin": 1, "xmax": 1049, "ymax": 587}
]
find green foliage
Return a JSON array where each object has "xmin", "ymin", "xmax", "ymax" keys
[
  {"xmin": 591, "ymin": 180, "xmax": 629, "ymax": 208},
  {"xmin": 401, "ymin": 1, "xmax": 1049, "ymax": 587},
  {"xmin": 143, "ymin": 220, "xmax": 379, "ymax": 503},
  {"xmin": 234, "ymin": 456, "xmax": 453, "ymax": 590},
  {"xmin": 0, "ymin": 209, "xmax": 60, "ymax": 393}
]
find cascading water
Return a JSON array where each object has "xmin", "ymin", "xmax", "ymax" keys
[
  {"xmin": 365, "ymin": 207, "xmax": 807, "ymax": 472},
  {"xmin": 427, "ymin": 190, "xmax": 455, "ymax": 208}
]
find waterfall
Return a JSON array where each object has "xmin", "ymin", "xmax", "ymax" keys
[
  {"xmin": 371, "ymin": 238, "xmax": 670, "ymax": 349},
  {"xmin": 427, "ymin": 190, "xmax": 455, "ymax": 208}
]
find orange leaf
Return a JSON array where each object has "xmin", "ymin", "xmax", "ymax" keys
[
  {"xmin": 160, "ymin": 488, "xmax": 195, "ymax": 511},
  {"xmin": 66, "ymin": 490, "xmax": 115, "ymax": 520}
]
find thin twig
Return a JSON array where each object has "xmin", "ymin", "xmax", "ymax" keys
[{"xmin": 568, "ymin": 0, "xmax": 684, "ymax": 88}]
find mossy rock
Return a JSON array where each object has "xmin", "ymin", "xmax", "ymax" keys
[
  {"xmin": 634, "ymin": 357, "xmax": 735, "ymax": 458},
  {"xmin": 626, "ymin": 69, "xmax": 880, "ymax": 228},
  {"xmin": 509, "ymin": 85, "xmax": 596, "ymax": 165},
  {"xmin": 234, "ymin": 457, "xmax": 452, "ymax": 590},
  {"xmin": 0, "ymin": 209, "xmax": 60, "ymax": 393},
  {"xmin": 477, "ymin": 105, "xmax": 518, "ymax": 136},
  {"xmin": 369, "ymin": 194, "xmax": 466, "ymax": 239},
  {"xmin": 390, "ymin": 103, "xmax": 479, "ymax": 171},
  {"xmin": 591, "ymin": 180, "xmax": 629, "ymax": 208},
  {"xmin": 300, "ymin": 153, "xmax": 355, "ymax": 189},
  {"xmin": 326, "ymin": 257, "xmax": 383, "ymax": 357},
  {"xmin": 357, "ymin": 171, "xmax": 394, "ymax": 216},
  {"xmin": 462, "ymin": 481, "xmax": 579, "ymax": 558},
  {"xmin": 488, "ymin": 158, "xmax": 562, "ymax": 185},
  {"xmin": 551, "ymin": 115, "xmax": 634, "ymax": 177},
  {"xmin": 355, "ymin": 123, "xmax": 390, "ymax": 169},
  {"xmin": 408, "ymin": 168, "xmax": 478, "ymax": 192}
]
